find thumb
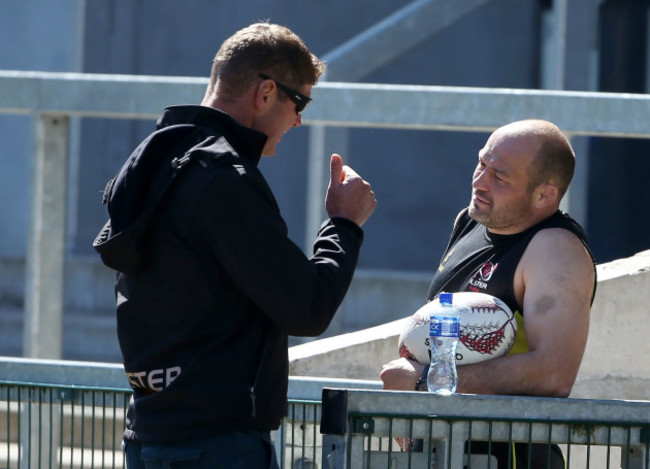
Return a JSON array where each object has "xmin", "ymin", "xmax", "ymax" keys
[{"xmin": 330, "ymin": 153, "xmax": 344, "ymax": 184}]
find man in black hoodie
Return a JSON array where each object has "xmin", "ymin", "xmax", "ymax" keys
[{"xmin": 94, "ymin": 22, "xmax": 376, "ymax": 469}]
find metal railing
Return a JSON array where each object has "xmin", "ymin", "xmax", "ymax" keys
[
  {"xmin": 1, "ymin": 381, "xmax": 130, "ymax": 469},
  {"xmin": 320, "ymin": 388, "xmax": 650, "ymax": 469},
  {"xmin": 3, "ymin": 358, "xmax": 650, "ymax": 468},
  {"xmin": 0, "ymin": 357, "xmax": 382, "ymax": 469}
]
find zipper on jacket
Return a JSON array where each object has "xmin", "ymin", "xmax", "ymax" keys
[{"xmin": 249, "ymin": 386, "xmax": 257, "ymax": 418}]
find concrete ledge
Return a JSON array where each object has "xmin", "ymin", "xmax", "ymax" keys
[
  {"xmin": 574, "ymin": 249, "xmax": 650, "ymax": 399},
  {"xmin": 290, "ymin": 250, "xmax": 650, "ymax": 400},
  {"xmin": 289, "ymin": 317, "xmax": 410, "ymax": 380}
]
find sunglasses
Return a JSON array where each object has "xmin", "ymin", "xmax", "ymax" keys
[{"xmin": 258, "ymin": 73, "xmax": 312, "ymax": 114}]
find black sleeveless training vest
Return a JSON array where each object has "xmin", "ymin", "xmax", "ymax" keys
[{"xmin": 427, "ymin": 208, "xmax": 596, "ymax": 354}]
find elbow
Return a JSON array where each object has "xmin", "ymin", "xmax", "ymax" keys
[
  {"xmin": 289, "ymin": 293, "xmax": 340, "ymax": 337},
  {"xmin": 534, "ymin": 354, "xmax": 582, "ymax": 398},
  {"xmin": 545, "ymin": 375, "xmax": 576, "ymax": 398},
  {"xmin": 549, "ymin": 386, "xmax": 572, "ymax": 399}
]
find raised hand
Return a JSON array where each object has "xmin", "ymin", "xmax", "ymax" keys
[{"xmin": 325, "ymin": 154, "xmax": 377, "ymax": 227}]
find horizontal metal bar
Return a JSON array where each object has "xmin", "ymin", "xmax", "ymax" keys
[
  {"xmin": 309, "ymin": 82, "xmax": 650, "ymax": 138},
  {"xmin": 0, "ymin": 357, "xmax": 130, "ymax": 389},
  {"xmin": 288, "ymin": 376, "xmax": 382, "ymax": 401},
  {"xmin": 0, "ymin": 70, "xmax": 206, "ymax": 119},
  {"xmin": 2, "ymin": 70, "xmax": 650, "ymax": 138},
  {"xmin": 328, "ymin": 388, "xmax": 650, "ymax": 426}
]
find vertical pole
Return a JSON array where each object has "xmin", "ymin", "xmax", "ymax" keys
[
  {"xmin": 322, "ymin": 435, "xmax": 348, "ymax": 469},
  {"xmin": 306, "ymin": 123, "xmax": 327, "ymax": 252},
  {"xmin": 305, "ymin": 75, "xmax": 350, "ymax": 254},
  {"xmin": 22, "ymin": 112, "xmax": 69, "ymax": 469},
  {"xmin": 564, "ymin": 135, "xmax": 591, "ymax": 228},
  {"xmin": 306, "ymin": 125, "xmax": 350, "ymax": 252},
  {"xmin": 321, "ymin": 389, "xmax": 350, "ymax": 469},
  {"xmin": 540, "ymin": 0, "xmax": 600, "ymax": 227},
  {"xmin": 23, "ymin": 112, "xmax": 68, "ymax": 360}
]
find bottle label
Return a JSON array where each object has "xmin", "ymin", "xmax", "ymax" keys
[{"xmin": 430, "ymin": 316, "xmax": 460, "ymax": 338}]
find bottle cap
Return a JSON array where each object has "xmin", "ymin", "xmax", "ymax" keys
[{"xmin": 439, "ymin": 292, "xmax": 453, "ymax": 305}]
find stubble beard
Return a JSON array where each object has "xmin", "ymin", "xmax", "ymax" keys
[
  {"xmin": 469, "ymin": 196, "xmax": 533, "ymax": 232},
  {"xmin": 468, "ymin": 202, "xmax": 492, "ymax": 227}
]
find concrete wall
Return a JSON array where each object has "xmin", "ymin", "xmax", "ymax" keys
[
  {"xmin": 572, "ymin": 249, "xmax": 650, "ymax": 400},
  {"xmin": 0, "ymin": 0, "xmax": 84, "ymax": 258},
  {"xmin": 289, "ymin": 249, "xmax": 650, "ymax": 401}
]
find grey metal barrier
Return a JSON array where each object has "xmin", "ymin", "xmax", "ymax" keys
[
  {"xmin": 320, "ymin": 388, "xmax": 650, "ymax": 469},
  {"xmin": 4, "ymin": 357, "xmax": 650, "ymax": 469},
  {"xmin": 0, "ymin": 357, "xmax": 381, "ymax": 469}
]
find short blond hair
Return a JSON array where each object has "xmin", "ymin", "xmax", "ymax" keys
[{"xmin": 207, "ymin": 22, "xmax": 325, "ymax": 101}]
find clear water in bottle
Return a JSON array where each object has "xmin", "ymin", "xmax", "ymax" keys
[{"xmin": 427, "ymin": 292, "xmax": 460, "ymax": 395}]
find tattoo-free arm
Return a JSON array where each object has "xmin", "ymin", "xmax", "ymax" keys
[{"xmin": 456, "ymin": 228, "xmax": 595, "ymax": 397}]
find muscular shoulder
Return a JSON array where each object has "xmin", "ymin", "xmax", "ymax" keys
[
  {"xmin": 515, "ymin": 227, "xmax": 595, "ymax": 305},
  {"xmin": 526, "ymin": 228, "xmax": 592, "ymax": 264}
]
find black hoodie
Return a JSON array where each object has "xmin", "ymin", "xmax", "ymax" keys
[{"xmin": 94, "ymin": 105, "xmax": 363, "ymax": 443}]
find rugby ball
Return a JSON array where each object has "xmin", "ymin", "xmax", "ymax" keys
[{"xmin": 398, "ymin": 292, "xmax": 517, "ymax": 365}]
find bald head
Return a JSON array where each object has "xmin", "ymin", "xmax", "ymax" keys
[{"xmin": 495, "ymin": 119, "xmax": 575, "ymax": 201}]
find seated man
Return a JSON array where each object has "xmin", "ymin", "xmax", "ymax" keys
[{"xmin": 381, "ymin": 119, "xmax": 597, "ymax": 469}]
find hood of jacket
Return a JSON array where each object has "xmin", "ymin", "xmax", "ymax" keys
[{"xmin": 93, "ymin": 105, "xmax": 267, "ymax": 273}]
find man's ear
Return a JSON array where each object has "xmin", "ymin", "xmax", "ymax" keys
[
  {"xmin": 254, "ymin": 78, "xmax": 275, "ymax": 112},
  {"xmin": 534, "ymin": 182, "xmax": 559, "ymax": 209}
]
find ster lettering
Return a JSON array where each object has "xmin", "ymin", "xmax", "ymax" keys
[
  {"xmin": 127, "ymin": 371, "xmax": 147, "ymax": 388},
  {"xmin": 147, "ymin": 369, "xmax": 164, "ymax": 391},
  {"xmin": 126, "ymin": 366, "xmax": 182, "ymax": 392}
]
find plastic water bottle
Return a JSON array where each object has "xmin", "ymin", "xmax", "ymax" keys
[{"xmin": 427, "ymin": 292, "xmax": 459, "ymax": 395}]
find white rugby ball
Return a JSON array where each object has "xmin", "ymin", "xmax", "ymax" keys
[{"xmin": 398, "ymin": 292, "xmax": 517, "ymax": 365}]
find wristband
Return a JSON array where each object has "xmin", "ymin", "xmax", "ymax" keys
[{"xmin": 415, "ymin": 364, "xmax": 430, "ymax": 391}]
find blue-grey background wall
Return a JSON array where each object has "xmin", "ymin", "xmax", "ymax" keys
[{"xmin": 16, "ymin": 0, "xmax": 540, "ymax": 268}]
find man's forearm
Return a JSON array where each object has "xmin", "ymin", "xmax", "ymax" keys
[{"xmin": 457, "ymin": 351, "xmax": 578, "ymax": 397}]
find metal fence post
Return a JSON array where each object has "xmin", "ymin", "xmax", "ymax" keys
[
  {"xmin": 321, "ymin": 389, "xmax": 350, "ymax": 469},
  {"xmin": 322, "ymin": 435, "xmax": 348, "ymax": 469},
  {"xmin": 23, "ymin": 112, "xmax": 68, "ymax": 360},
  {"xmin": 22, "ymin": 112, "xmax": 69, "ymax": 469}
]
